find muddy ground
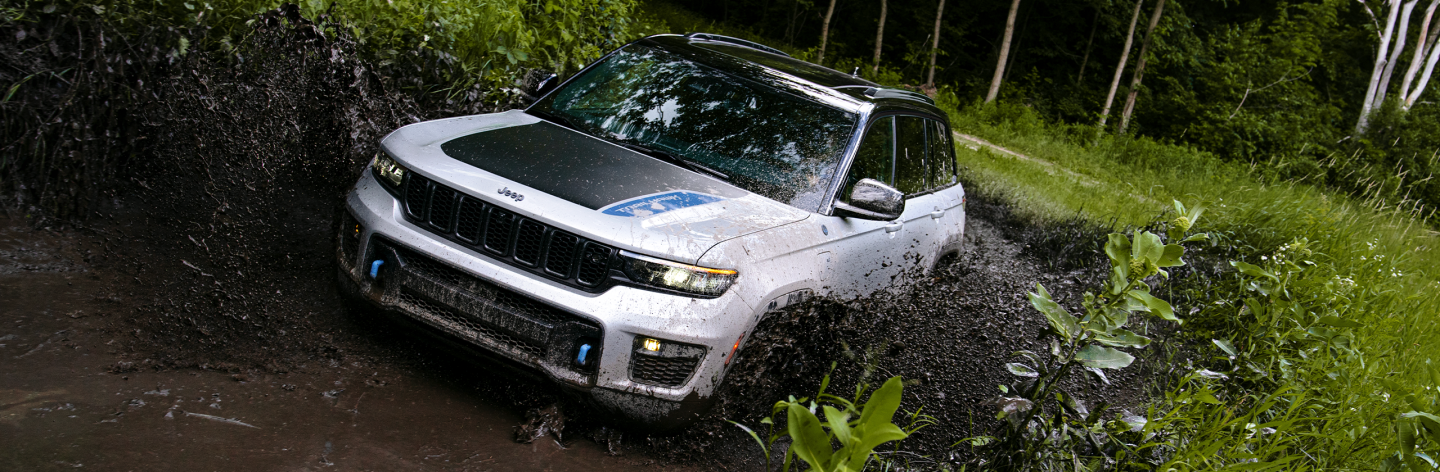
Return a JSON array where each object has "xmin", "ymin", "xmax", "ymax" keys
[
  {"xmin": 1, "ymin": 7, "xmax": 1180, "ymax": 470},
  {"xmin": 0, "ymin": 184, "xmax": 1173, "ymax": 470}
]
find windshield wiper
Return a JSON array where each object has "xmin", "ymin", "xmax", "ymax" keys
[
  {"xmin": 615, "ymin": 141, "xmax": 730, "ymax": 181},
  {"xmin": 530, "ymin": 109, "xmax": 586, "ymax": 133}
]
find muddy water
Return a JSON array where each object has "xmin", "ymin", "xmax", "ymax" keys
[{"xmin": 0, "ymin": 223, "xmax": 692, "ymax": 471}]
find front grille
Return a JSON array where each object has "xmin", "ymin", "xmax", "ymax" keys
[
  {"xmin": 631, "ymin": 356, "xmax": 701, "ymax": 387},
  {"xmin": 375, "ymin": 240, "xmax": 603, "ymax": 378},
  {"xmin": 400, "ymin": 174, "xmax": 620, "ymax": 292},
  {"xmin": 398, "ymin": 288, "xmax": 547, "ymax": 360}
]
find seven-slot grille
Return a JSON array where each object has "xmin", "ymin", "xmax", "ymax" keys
[{"xmin": 402, "ymin": 174, "xmax": 617, "ymax": 291}]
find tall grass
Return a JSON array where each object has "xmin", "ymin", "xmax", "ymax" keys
[{"xmin": 941, "ymin": 94, "xmax": 1440, "ymax": 468}]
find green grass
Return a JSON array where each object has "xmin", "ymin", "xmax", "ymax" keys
[{"xmin": 941, "ymin": 95, "xmax": 1440, "ymax": 468}]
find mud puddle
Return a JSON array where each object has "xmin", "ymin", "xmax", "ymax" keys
[{"xmin": 0, "ymin": 220, "xmax": 697, "ymax": 471}]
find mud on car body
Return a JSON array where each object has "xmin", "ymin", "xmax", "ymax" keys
[{"xmin": 336, "ymin": 33, "xmax": 965, "ymax": 429}]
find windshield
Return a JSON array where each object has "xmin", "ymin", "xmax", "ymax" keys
[{"xmin": 529, "ymin": 44, "xmax": 859, "ymax": 212}]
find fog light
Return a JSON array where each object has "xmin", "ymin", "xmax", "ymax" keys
[{"xmin": 642, "ymin": 338, "xmax": 661, "ymax": 352}]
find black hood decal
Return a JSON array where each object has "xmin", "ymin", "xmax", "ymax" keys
[{"xmin": 439, "ymin": 120, "xmax": 748, "ymax": 210}]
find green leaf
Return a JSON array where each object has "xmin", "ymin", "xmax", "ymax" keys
[
  {"xmin": 1093, "ymin": 329, "xmax": 1152, "ymax": 348},
  {"xmin": 728, "ymin": 421, "xmax": 769, "ymax": 456},
  {"xmin": 1108, "ymin": 265, "xmax": 1129, "ymax": 295},
  {"xmin": 1157, "ymin": 244, "xmax": 1186, "ymax": 268},
  {"xmin": 1029, "ymin": 284, "xmax": 1080, "ymax": 340},
  {"xmin": 858, "ymin": 377, "xmax": 904, "ymax": 434},
  {"xmin": 1132, "ymin": 231, "xmax": 1164, "ymax": 263},
  {"xmin": 1231, "ymin": 260, "xmax": 1278, "ymax": 281},
  {"xmin": 1128, "ymin": 289, "xmax": 1179, "ymax": 323},
  {"xmin": 1401, "ymin": 412, "xmax": 1440, "ymax": 443},
  {"xmin": 1105, "ymin": 233, "xmax": 1132, "ymax": 267},
  {"xmin": 1005, "ymin": 363, "xmax": 1041, "ymax": 377},
  {"xmin": 1317, "ymin": 316, "xmax": 1363, "ymax": 328},
  {"xmin": 846, "ymin": 423, "xmax": 907, "ymax": 470},
  {"xmin": 786, "ymin": 403, "xmax": 833, "ymax": 470},
  {"xmin": 1213, "ymin": 338, "xmax": 1239, "ymax": 357},
  {"xmin": 1075, "ymin": 345, "xmax": 1135, "ymax": 369},
  {"xmin": 822, "ymin": 405, "xmax": 853, "ymax": 448},
  {"xmin": 1183, "ymin": 233, "xmax": 1210, "ymax": 242}
]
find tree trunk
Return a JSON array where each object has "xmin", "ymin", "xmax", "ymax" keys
[
  {"xmin": 786, "ymin": 0, "xmax": 799, "ymax": 46},
  {"xmin": 1098, "ymin": 0, "xmax": 1146, "ymax": 131},
  {"xmin": 817, "ymin": 0, "xmax": 838, "ymax": 65},
  {"xmin": 1374, "ymin": 0, "xmax": 1421, "ymax": 108},
  {"xmin": 1078, "ymin": 9, "xmax": 1100, "ymax": 83},
  {"xmin": 986, "ymin": 0, "xmax": 1024, "ymax": 102},
  {"xmin": 1408, "ymin": 32, "xmax": 1440, "ymax": 108},
  {"xmin": 1118, "ymin": 0, "xmax": 1167, "ymax": 135},
  {"xmin": 1400, "ymin": 0, "xmax": 1440, "ymax": 109},
  {"xmin": 873, "ymin": 0, "xmax": 888, "ymax": 75},
  {"xmin": 926, "ymin": 0, "xmax": 947, "ymax": 88},
  {"xmin": 1358, "ymin": 0, "xmax": 1405, "ymax": 134}
]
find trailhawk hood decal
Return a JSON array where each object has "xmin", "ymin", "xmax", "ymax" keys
[{"xmin": 440, "ymin": 120, "xmax": 748, "ymax": 210}]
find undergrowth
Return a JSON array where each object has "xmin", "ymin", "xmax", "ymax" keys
[{"xmin": 940, "ymin": 97, "xmax": 1440, "ymax": 469}]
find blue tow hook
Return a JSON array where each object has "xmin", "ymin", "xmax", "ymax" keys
[
  {"xmin": 369, "ymin": 260, "xmax": 385, "ymax": 279},
  {"xmin": 576, "ymin": 344, "xmax": 592, "ymax": 365}
]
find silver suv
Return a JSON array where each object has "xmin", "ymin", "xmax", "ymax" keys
[{"xmin": 337, "ymin": 33, "xmax": 965, "ymax": 429}]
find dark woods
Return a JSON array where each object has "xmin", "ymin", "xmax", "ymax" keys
[{"xmin": 674, "ymin": 0, "xmax": 1440, "ymax": 218}]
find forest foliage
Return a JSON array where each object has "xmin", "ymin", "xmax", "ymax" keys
[{"xmin": 665, "ymin": 0, "xmax": 1440, "ymax": 224}]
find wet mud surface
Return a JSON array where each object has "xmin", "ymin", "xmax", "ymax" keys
[{"xmin": 1, "ymin": 186, "xmax": 1162, "ymax": 470}]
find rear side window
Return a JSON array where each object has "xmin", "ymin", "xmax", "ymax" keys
[
  {"xmin": 895, "ymin": 116, "xmax": 928, "ymax": 195},
  {"xmin": 928, "ymin": 120, "xmax": 956, "ymax": 188}
]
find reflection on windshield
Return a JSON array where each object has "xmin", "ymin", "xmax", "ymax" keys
[{"xmin": 530, "ymin": 45, "xmax": 858, "ymax": 212}]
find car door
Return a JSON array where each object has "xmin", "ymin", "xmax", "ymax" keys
[
  {"xmin": 927, "ymin": 119, "xmax": 966, "ymax": 260},
  {"xmin": 893, "ymin": 115, "xmax": 950, "ymax": 272},
  {"xmin": 818, "ymin": 116, "xmax": 908, "ymax": 296}
]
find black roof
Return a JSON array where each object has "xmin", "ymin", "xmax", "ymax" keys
[{"xmin": 637, "ymin": 34, "xmax": 941, "ymax": 115}]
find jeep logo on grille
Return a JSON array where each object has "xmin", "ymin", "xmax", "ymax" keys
[{"xmin": 498, "ymin": 187, "xmax": 524, "ymax": 202}]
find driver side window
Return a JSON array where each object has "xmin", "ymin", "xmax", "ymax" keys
[{"xmin": 841, "ymin": 116, "xmax": 894, "ymax": 203}]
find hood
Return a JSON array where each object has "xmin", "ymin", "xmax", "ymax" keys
[{"xmin": 380, "ymin": 110, "xmax": 811, "ymax": 265}]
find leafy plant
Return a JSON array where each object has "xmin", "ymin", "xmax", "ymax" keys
[
  {"xmin": 733, "ymin": 363, "xmax": 932, "ymax": 472},
  {"xmin": 966, "ymin": 200, "xmax": 1204, "ymax": 469}
]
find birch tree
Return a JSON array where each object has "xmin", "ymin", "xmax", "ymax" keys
[
  {"xmin": 873, "ymin": 0, "xmax": 888, "ymax": 75},
  {"xmin": 1358, "ymin": 0, "xmax": 1410, "ymax": 133},
  {"xmin": 1119, "ymin": 0, "xmax": 1167, "ymax": 135},
  {"xmin": 817, "ymin": 0, "xmax": 838, "ymax": 65},
  {"xmin": 1098, "ymin": 0, "xmax": 1146, "ymax": 131},
  {"xmin": 986, "ymin": 0, "xmax": 1024, "ymax": 102},
  {"xmin": 926, "ymin": 0, "xmax": 947, "ymax": 88},
  {"xmin": 1399, "ymin": 0, "xmax": 1440, "ymax": 110}
]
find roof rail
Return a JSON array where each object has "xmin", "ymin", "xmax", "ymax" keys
[
  {"xmin": 862, "ymin": 87, "xmax": 936, "ymax": 105},
  {"xmin": 684, "ymin": 33, "xmax": 790, "ymax": 57}
]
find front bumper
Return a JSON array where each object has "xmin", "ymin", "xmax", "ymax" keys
[{"xmin": 338, "ymin": 170, "xmax": 755, "ymax": 425}]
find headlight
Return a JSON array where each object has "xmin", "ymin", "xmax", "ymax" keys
[
  {"xmin": 620, "ymin": 250, "xmax": 737, "ymax": 297},
  {"xmin": 371, "ymin": 152, "xmax": 408, "ymax": 188}
]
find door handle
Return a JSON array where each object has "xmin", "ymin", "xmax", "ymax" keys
[
  {"xmin": 884, "ymin": 221, "xmax": 903, "ymax": 233},
  {"xmin": 930, "ymin": 209, "xmax": 945, "ymax": 219}
]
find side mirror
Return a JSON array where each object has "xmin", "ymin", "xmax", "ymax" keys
[
  {"xmin": 527, "ymin": 70, "xmax": 560, "ymax": 100},
  {"xmin": 834, "ymin": 178, "xmax": 904, "ymax": 221}
]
